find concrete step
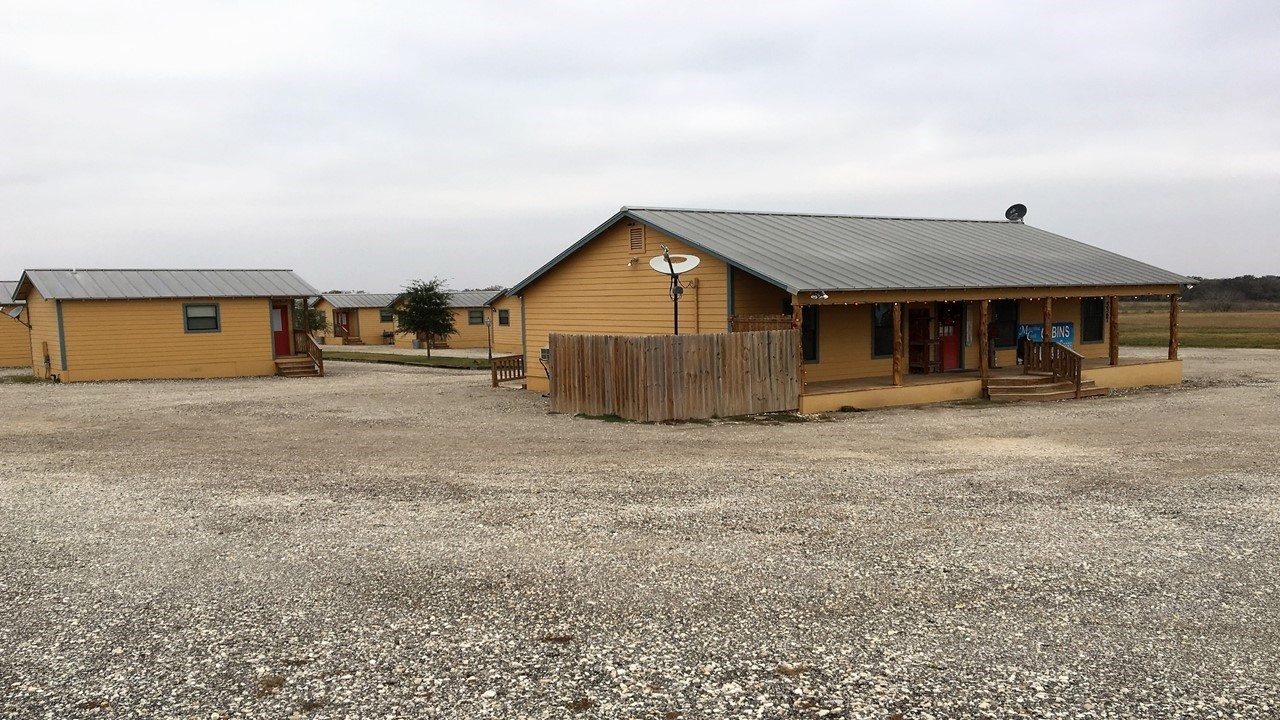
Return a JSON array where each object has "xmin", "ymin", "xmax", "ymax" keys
[{"xmin": 988, "ymin": 379, "xmax": 1098, "ymax": 394}]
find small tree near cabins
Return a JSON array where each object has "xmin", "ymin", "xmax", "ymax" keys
[{"xmin": 394, "ymin": 278, "xmax": 455, "ymax": 356}]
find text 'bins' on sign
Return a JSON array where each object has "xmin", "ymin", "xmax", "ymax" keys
[{"xmin": 1017, "ymin": 322, "xmax": 1075, "ymax": 347}]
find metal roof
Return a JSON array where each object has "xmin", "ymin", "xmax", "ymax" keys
[
  {"xmin": 318, "ymin": 293, "xmax": 401, "ymax": 309},
  {"xmin": 509, "ymin": 207, "xmax": 1193, "ymax": 295},
  {"xmin": 15, "ymin": 269, "xmax": 318, "ymax": 301},
  {"xmin": 448, "ymin": 290, "xmax": 501, "ymax": 308},
  {"xmin": 0, "ymin": 281, "xmax": 18, "ymax": 305}
]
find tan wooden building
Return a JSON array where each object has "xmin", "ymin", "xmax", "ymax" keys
[
  {"xmin": 503, "ymin": 207, "xmax": 1192, "ymax": 410},
  {"xmin": 389, "ymin": 290, "xmax": 513, "ymax": 351},
  {"xmin": 313, "ymin": 293, "xmax": 400, "ymax": 346},
  {"xmin": 0, "ymin": 281, "xmax": 30, "ymax": 368},
  {"xmin": 14, "ymin": 269, "xmax": 323, "ymax": 382}
]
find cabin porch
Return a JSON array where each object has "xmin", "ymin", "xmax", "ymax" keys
[{"xmin": 798, "ymin": 355, "xmax": 1183, "ymax": 412}]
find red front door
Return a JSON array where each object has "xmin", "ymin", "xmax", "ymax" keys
[
  {"xmin": 271, "ymin": 303, "xmax": 291, "ymax": 357},
  {"xmin": 938, "ymin": 303, "xmax": 962, "ymax": 371}
]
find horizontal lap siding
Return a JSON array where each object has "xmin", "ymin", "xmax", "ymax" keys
[
  {"xmin": 732, "ymin": 269, "xmax": 790, "ymax": 317},
  {"xmin": 26, "ymin": 289, "xmax": 61, "ymax": 378},
  {"xmin": 355, "ymin": 307, "xmax": 394, "ymax": 345},
  {"xmin": 59, "ymin": 297, "xmax": 277, "ymax": 381},
  {"xmin": 0, "ymin": 308, "xmax": 29, "ymax": 367},
  {"xmin": 313, "ymin": 300, "xmax": 336, "ymax": 340},
  {"xmin": 522, "ymin": 222, "xmax": 729, "ymax": 392},
  {"xmin": 449, "ymin": 308, "xmax": 490, "ymax": 348},
  {"xmin": 805, "ymin": 304, "xmax": 891, "ymax": 382},
  {"xmin": 490, "ymin": 295, "xmax": 522, "ymax": 354}
]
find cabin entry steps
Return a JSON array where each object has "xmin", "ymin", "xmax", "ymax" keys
[
  {"xmin": 275, "ymin": 355, "xmax": 322, "ymax": 378},
  {"xmin": 986, "ymin": 373, "xmax": 1109, "ymax": 402},
  {"xmin": 343, "ymin": 338, "xmax": 365, "ymax": 346}
]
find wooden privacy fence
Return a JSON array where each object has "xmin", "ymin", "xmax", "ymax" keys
[
  {"xmin": 549, "ymin": 330, "xmax": 800, "ymax": 422},
  {"xmin": 730, "ymin": 314, "xmax": 795, "ymax": 332}
]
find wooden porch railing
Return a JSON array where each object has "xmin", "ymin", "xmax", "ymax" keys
[
  {"xmin": 304, "ymin": 333, "xmax": 325, "ymax": 377},
  {"xmin": 1023, "ymin": 340, "xmax": 1083, "ymax": 398},
  {"xmin": 491, "ymin": 354, "xmax": 525, "ymax": 387}
]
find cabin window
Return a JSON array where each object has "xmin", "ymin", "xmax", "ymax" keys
[
  {"xmin": 1081, "ymin": 298, "xmax": 1106, "ymax": 343},
  {"xmin": 498, "ymin": 309, "xmax": 510, "ymax": 326},
  {"xmin": 380, "ymin": 308, "xmax": 394, "ymax": 323},
  {"xmin": 871, "ymin": 303, "xmax": 897, "ymax": 358},
  {"xmin": 184, "ymin": 303, "xmax": 220, "ymax": 333},
  {"xmin": 629, "ymin": 225, "xmax": 645, "ymax": 252},
  {"xmin": 991, "ymin": 300, "xmax": 1019, "ymax": 349},
  {"xmin": 468, "ymin": 309, "xmax": 484, "ymax": 325}
]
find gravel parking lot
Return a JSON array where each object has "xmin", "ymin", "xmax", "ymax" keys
[{"xmin": 2, "ymin": 348, "xmax": 1278, "ymax": 719}]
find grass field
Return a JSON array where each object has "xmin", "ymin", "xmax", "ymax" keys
[
  {"xmin": 1120, "ymin": 309, "xmax": 1280, "ymax": 349},
  {"xmin": 323, "ymin": 351, "xmax": 490, "ymax": 369}
]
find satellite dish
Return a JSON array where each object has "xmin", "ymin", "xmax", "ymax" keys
[
  {"xmin": 1005, "ymin": 203, "xmax": 1027, "ymax": 222},
  {"xmin": 649, "ymin": 254, "xmax": 701, "ymax": 275}
]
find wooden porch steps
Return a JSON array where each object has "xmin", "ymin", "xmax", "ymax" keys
[
  {"xmin": 275, "ymin": 355, "xmax": 321, "ymax": 378},
  {"xmin": 987, "ymin": 374, "xmax": 1108, "ymax": 402}
]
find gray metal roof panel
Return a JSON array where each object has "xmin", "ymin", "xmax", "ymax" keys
[
  {"xmin": 0, "ymin": 281, "xmax": 18, "ymax": 304},
  {"xmin": 448, "ymin": 290, "xmax": 498, "ymax": 308},
  {"xmin": 623, "ymin": 208, "xmax": 1193, "ymax": 293},
  {"xmin": 17, "ymin": 269, "xmax": 318, "ymax": 300},
  {"xmin": 319, "ymin": 293, "xmax": 401, "ymax": 309}
]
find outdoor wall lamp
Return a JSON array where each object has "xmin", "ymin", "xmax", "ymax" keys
[
  {"xmin": 810, "ymin": 291, "xmax": 829, "ymax": 300},
  {"xmin": 627, "ymin": 256, "xmax": 640, "ymax": 267}
]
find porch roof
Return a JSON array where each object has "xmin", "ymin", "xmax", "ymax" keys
[
  {"xmin": 14, "ymin": 269, "xmax": 318, "ymax": 301},
  {"xmin": 508, "ymin": 207, "xmax": 1194, "ymax": 296}
]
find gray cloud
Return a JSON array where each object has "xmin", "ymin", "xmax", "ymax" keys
[{"xmin": 2, "ymin": 0, "xmax": 1276, "ymax": 291}]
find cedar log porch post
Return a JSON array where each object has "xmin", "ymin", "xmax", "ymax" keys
[
  {"xmin": 792, "ymin": 295, "xmax": 806, "ymax": 392},
  {"xmin": 891, "ymin": 301, "xmax": 903, "ymax": 386},
  {"xmin": 1042, "ymin": 297, "xmax": 1053, "ymax": 345},
  {"xmin": 978, "ymin": 299, "xmax": 990, "ymax": 386},
  {"xmin": 1169, "ymin": 292, "xmax": 1180, "ymax": 360},
  {"xmin": 1108, "ymin": 295, "xmax": 1120, "ymax": 366}
]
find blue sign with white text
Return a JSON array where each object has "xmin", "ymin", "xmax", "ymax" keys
[{"xmin": 1017, "ymin": 322, "xmax": 1075, "ymax": 347}]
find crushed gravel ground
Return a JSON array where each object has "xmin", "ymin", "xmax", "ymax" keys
[{"xmin": 1, "ymin": 348, "xmax": 1277, "ymax": 719}]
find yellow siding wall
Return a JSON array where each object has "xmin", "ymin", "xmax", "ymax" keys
[
  {"xmin": 490, "ymin": 295, "xmax": 523, "ymax": 355},
  {"xmin": 731, "ymin": 269, "xmax": 789, "ymax": 317},
  {"xmin": 355, "ymin": 307, "xmax": 395, "ymax": 345},
  {"xmin": 0, "ymin": 307, "xmax": 29, "ymax": 367},
  {"xmin": 26, "ymin": 289, "xmax": 61, "ymax": 379},
  {"xmin": 521, "ymin": 221, "xmax": 730, "ymax": 391},
  {"xmin": 313, "ymin": 299, "xmax": 337, "ymax": 341},
  {"xmin": 449, "ymin": 307, "xmax": 491, "ymax": 349},
  {"xmin": 56, "ymin": 297, "xmax": 279, "ymax": 382}
]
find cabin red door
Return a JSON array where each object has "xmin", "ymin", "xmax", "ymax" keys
[
  {"xmin": 271, "ymin": 303, "xmax": 291, "ymax": 357},
  {"xmin": 938, "ymin": 303, "xmax": 962, "ymax": 371},
  {"xmin": 335, "ymin": 310, "xmax": 350, "ymax": 338}
]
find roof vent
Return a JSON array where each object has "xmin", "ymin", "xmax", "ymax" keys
[{"xmin": 1004, "ymin": 204, "xmax": 1027, "ymax": 222}]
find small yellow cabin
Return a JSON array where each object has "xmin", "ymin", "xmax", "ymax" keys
[
  {"xmin": 312, "ymin": 293, "xmax": 400, "ymax": 346},
  {"xmin": 0, "ymin": 281, "xmax": 30, "ymax": 368},
  {"xmin": 14, "ymin": 269, "xmax": 322, "ymax": 382},
  {"xmin": 503, "ymin": 207, "xmax": 1193, "ymax": 409},
  {"xmin": 389, "ymin": 290, "xmax": 510, "ymax": 351}
]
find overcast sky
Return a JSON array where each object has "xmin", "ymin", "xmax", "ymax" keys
[{"xmin": 3, "ymin": 1, "xmax": 1277, "ymax": 291}]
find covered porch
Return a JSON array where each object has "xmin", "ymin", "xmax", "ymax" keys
[
  {"xmin": 799, "ymin": 354, "xmax": 1182, "ymax": 412},
  {"xmin": 757, "ymin": 286, "xmax": 1185, "ymax": 412}
]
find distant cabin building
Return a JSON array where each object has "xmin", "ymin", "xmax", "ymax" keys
[
  {"xmin": 0, "ymin": 281, "xmax": 30, "ymax": 368},
  {"xmin": 312, "ymin": 293, "xmax": 400, "ymax": 346},
  {"xmin": 389, "ymin": 290, "xmax": 510, "ymax": 350},
  {"xmin": 503, "ymin": 207, "xmax": 1192, "ymax": 409},
  {"xmin": 14, "ymin": 269, "xmax": 322, "ymax": 382}
]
